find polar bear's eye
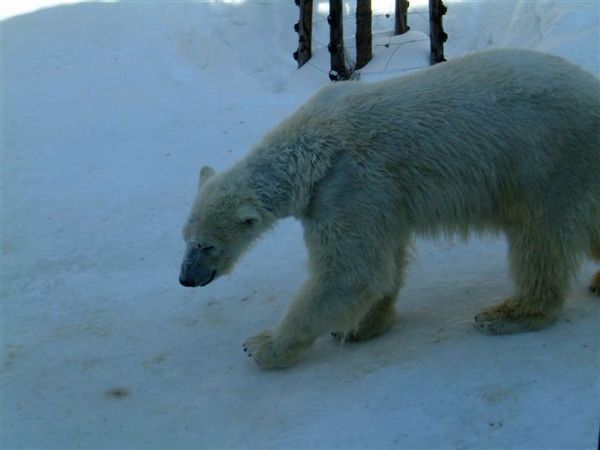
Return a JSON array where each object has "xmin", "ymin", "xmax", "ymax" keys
[{"xmin": 197, "ymin": 244, "xmax": 215, "ymax": 255}]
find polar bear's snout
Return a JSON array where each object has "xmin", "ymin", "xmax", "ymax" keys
[{"xmin": 179, "ymin": 246, "xmax": 217, "ymax": 287}]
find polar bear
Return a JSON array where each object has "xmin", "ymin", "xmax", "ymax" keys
[{"xmin": 179, "ymin": 49, "xmax": 600, "ymax": 369}]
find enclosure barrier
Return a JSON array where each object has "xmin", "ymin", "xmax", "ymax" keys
[{"xmin": 293, "ymin": 0, "xmax": 447, "ymax": 80}]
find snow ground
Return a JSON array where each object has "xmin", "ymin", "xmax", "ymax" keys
[{"xmin": 1, "ymin": 1, "xmax": 599, "ymax": 449}]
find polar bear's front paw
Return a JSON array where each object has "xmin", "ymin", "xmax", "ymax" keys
[{"xmin": 242, "ymin": 329, "xmax": 300, "ymax": 369}]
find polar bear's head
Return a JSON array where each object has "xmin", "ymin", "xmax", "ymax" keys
[{"xmin": 179, "ymin": 166, "xmax": 267, "ymax": 287}]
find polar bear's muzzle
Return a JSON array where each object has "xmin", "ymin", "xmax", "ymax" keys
[{"xmin": 179, "ymin": 246, "xmax": 217, "ymax": 287}]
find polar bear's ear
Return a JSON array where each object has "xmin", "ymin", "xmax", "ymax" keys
[
  {"xmin": 237, "ymin": 204, "xmax": 261, "ymax": 227},
  {"xmin": 199, "ymin": 166, "xmax": 215, "ymax": 187}
]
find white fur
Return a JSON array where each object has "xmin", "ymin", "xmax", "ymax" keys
[{"xmin": 182, "ymin": 49, "xmax": 600, "ymax": 369}]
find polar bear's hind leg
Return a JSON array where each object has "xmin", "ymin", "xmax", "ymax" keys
[{"xmin": 475, "ymin": 220, "xmax": 580, "ymax": 334}]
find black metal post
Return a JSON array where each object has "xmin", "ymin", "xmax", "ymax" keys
[
  {"xmin": 355, "ymin": 0, "xmax": 372, "ymax": 70},
  {"xmin": 395, "ymin": 0, "xmax": 410, "ymax": 35},
  {"xmin": 429, "ymin": 0, "xmax": 447, "ymax": 64},
  {"xmin": 328, "ymin": 0, "xmax": 352, "ymax": 80},
  {"xmin": 293, "ymin": 0, "xmax": 313, "ymax": 67}
]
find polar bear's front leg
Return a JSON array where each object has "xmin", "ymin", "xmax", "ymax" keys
[{"xmin": 243, "ymin": 276, "xmax": 377, "ymax": 369}]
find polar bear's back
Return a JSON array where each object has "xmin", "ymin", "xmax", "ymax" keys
[
  {"xmin": 307, "ymin": 48, "xmax": 598, "ymax": 123},
  {"xmin": 294, "ymin": 49, "xmax": 599, "ymax": 232}
]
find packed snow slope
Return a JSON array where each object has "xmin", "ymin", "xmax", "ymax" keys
[{"xmin": 2, "ymin": 1, "xmax": 599, "ymax": 449}]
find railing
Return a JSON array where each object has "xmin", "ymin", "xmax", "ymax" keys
[{"xmin": 294, "ymin": 0, "xmax": 447, "ymax": 80}]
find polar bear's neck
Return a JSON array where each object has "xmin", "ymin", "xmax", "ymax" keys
[{"xmin": 235, "ymin": 128, "xmax": 340, "ymax": 219}]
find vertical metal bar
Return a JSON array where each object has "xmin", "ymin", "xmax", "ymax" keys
[
  {"xmin": 328, "ymin": 0, "xmax": 351, "ymax": 80},
  {"xmin": 293, "ymin": 0, "xmax": 313, "ymax": 67},
  {"xmin": 429, "ymin": 0, "xmax": 448, "ymax": 64},
  {"xmin": 355, "ymin": 0, "xmax": 372, "ymax": 70},
  {"xmin": 395, "ymin": 0, "xmax": 410, "ymax": 35}
]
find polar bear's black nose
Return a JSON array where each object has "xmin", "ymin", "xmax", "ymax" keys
[{"xmin": 179, "ymin": 276, "xmax": 199, "ymax": 287}]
